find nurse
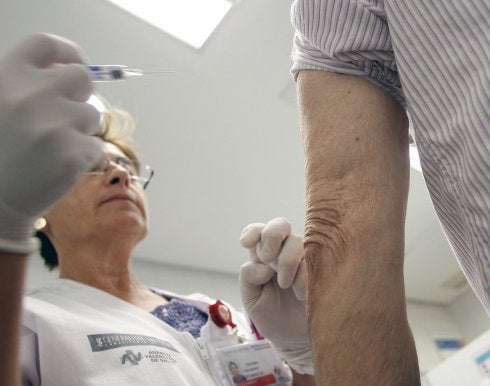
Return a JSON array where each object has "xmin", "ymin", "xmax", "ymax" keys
[{"xmin": 0, "ymin": 34, "xmax": 314, "ymax": 385}]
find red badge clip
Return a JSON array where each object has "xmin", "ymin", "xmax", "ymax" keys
[
  {"xmin": 250, "ymin": 320, "xmax": 265, "ymax": 340},
  {"xmin": 209, "ymin": 300, "xmax": 237, "ymax": 329}
]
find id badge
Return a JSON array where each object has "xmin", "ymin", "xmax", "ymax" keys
[{"xmin": 217, "ymin": 340, "xmax": 292, "ymax": 386}]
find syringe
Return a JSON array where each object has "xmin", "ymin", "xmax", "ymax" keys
[{"xmin": 88, "ymin": 65, "xmax": 174, "ymax": 82}]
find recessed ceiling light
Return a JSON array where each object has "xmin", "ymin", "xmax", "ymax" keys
[{"xmin": 104, "ymin": 0, "xmax": 234, "ymax": 49}]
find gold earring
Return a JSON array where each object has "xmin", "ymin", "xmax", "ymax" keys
[{"xmin": 34, "ymin": 217, "xmax": 47, "ymax": 231}]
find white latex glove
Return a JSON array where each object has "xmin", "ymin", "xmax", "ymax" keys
[
  {"xmin": 0, "ymin": 33, "xmax": 103, "ymax": 254},
  {"xmin": 239, "ymin": 217, "xmax": 313, "ymax": 375}
]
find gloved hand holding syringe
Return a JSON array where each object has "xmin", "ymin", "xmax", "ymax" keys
[{"xmin": 88, "ymin": 65, "xmax": 174, "ymax": 81}]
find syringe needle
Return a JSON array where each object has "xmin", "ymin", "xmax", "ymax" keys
[
  {"xmin": 123, "ymin": 69, "xmax": 175, "ymax": 76},
  {"xmin": 140, "ymin": 71, "xmax": 176, "ymax": 74}
]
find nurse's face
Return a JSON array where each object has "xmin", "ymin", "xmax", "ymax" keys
[{"xmin": 43, "ymin": 142, "xmax": 149, "ymax": 249}]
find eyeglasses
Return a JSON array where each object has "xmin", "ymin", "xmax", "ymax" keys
[{"xmin": 86, "ymin": 155, "xmax": 155, "ymax": 190}]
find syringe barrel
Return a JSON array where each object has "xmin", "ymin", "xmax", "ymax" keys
[{"xmin": 88, "ymin": 65, "xmax": 127, "ymax": 82}]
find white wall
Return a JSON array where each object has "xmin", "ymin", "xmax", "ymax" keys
[
  {"xmin": 26, "ymin": 255, "xmax": 488, "ymax": 376},
  {"xmin": 449, "ymin": 289, "xmax": 490, "ymax": 342},
  {"xmin": 405, "ymin": 294, "xmax": 488, "ymax": 378},
  {"xmin": 407, "ymin": 302, "xmax": 465, "ymax": 375}
]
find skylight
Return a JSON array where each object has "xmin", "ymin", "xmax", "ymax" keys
[{"xmin": 104, "ymin": 0, "xmax": 233, "ymax": 49}]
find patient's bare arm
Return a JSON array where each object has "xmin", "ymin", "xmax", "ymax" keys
[{"xmin": 297, "ymin": 70, "xmax": 420, "ymax": 385}]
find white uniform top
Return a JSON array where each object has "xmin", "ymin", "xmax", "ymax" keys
[
  {"xmin": 291, "ymin": 0, "xmax": 490, "ymax": 314},
  {"xmin": 21, "ymin": 279, "xmax": 291, "ymax": 386}
]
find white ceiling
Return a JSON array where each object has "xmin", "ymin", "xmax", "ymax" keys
[{"xmin": 1, "ymin": 0, "xmax": 468, "ymax": 304}]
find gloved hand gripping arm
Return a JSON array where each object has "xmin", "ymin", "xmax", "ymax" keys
[{"xmin": 239, "ymin": 217, "xmax": 314, "ymax": 376}]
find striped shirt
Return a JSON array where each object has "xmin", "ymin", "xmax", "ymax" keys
[{"xmin": 291, "ymin": 0, "xmax": 490, "ymax": 314}]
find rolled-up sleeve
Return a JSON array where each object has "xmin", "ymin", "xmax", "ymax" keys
[{"xmin": 291, "ymin": 0, "xmax": 406, "ymax": 107}]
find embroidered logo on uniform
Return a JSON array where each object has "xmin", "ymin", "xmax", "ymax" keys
[
  {"xmin": 87, "ymin": 333, "xmax": 180, "ymax": 353},
  {"xmin": 121, "ymin": 350, "xmax": 143, "ymax": 366}
]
